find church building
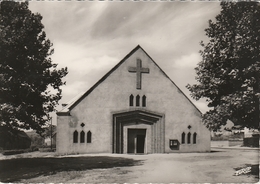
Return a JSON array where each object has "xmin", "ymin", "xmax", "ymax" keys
[{"xmin": 56, "ymin": 45, "xmax": 210, "ymax": 154}]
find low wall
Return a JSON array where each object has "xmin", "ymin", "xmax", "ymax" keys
[
  {"xmin": 228, "ymin": 139, "xmax": 243, "ymax": 147},
  {"xmin": 211, "ymin": 141, "xmax": 229, "ymax": 147}
]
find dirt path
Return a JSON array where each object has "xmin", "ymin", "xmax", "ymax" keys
[
  {"xmin": 126, "ymin": 149, "xmax": 259, "ymax": 183},
  {"xmin": 20, "ymin": 148, "xmax": 259, "ymax": 183}
]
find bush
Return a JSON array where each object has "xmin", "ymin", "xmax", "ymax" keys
[
  {"xmin": 3, "ymin": 150, "xmax": 26, "ymax": 155},
  {"xmin": 39, "ymin": 148, "xmax": 56, "ymax": 152},
  {"xmin": 243, "ymin": 136, "xmax": 259, "ymax": 147},
  {"xmin": 38, "ymin": 144, "xmax": 56, "ymax": 149},
  {"xmin": 30, "ymin": 145, "xmax": 39, "ymax": 152},
  {"xmin": 211, "ymin": 136, "xmax": 229, "ymax": 141},
  {"xmin": 2, "ymin": 147, "xmax": 39, "ymax": 155}
]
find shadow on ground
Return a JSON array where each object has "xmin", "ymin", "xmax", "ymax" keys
[
  {"xmin": 0, "ymin": 156, "xmax": 142, "ymax": 182},
  {"xmin": 210, "ymin": 150, "xmax": 224, "ymax": 153}
]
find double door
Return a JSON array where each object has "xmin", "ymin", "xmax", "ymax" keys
[{"xmin": 127, "ymin": 129, "xmax": 146, "ymax": 154}]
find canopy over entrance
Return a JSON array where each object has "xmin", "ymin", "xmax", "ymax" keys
[{"xmin": 112, "ymin": 110, "xmax": 165, "ymax": 154}]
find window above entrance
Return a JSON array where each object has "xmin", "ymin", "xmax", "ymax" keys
[
  {"xmin": 136, "ymin": 95, "xmax": 140, "ymax": 106},
  {"xmin": 129, "ymin": 94, "xmax": 147, "ymax": 107}
]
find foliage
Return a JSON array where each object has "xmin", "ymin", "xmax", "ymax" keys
[
  {"xmin": 187, "ymin": 2, "xmax": 260, "ymax": 130},
  {"xmin": 0, "ymin": 1, "xmax": 68, "ymax": 134},
  {"xmin": 0, "ymin": 126, "xmax": 31, "ymax": 150},
  {"xmin": 42, "ymin": 124, "xmax": 56, "ymax": 139},
  {"xmin": 26, "ymin": 131, "xmax": 45, "ymax": 147},
  {"xmin": 2, "ymin": 149, "xmax": 28, "ymax": 156}
]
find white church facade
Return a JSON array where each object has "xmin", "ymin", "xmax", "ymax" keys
[{"xmin": 56, "ymin": 45, "xmax": 210, "ymax": 154}]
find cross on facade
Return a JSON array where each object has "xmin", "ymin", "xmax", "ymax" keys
[{"xmin": 128, "ymin": 59, "xmax": 149, "ymax": 89}]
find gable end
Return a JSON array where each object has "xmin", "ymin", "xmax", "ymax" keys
[{"xmin": 61, "ymin": 45, "xmax": 202, "ymax": 115}]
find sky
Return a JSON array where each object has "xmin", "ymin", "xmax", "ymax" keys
[{"xmin": 29, "ymin": 1, "xmax": 221, "ymax": 124}]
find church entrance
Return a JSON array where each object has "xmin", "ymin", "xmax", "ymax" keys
[
  {"xmin": 137, "ymin": 134, "xmax": 146, "ymax": 153},
  {"xmin": 127, "ymin": 129, "xmax": 146, "ymax": 154},
  {"xmin": 112, "ymin": 110, "xmax": 165, "ymax": 154}
]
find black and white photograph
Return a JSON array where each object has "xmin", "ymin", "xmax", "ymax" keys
[{"xmin": 0, "ymin": 0, "xmax": 259, "ymax": 183}]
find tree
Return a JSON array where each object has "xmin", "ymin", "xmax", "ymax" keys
[
  {"xmin": 42, "ymin": 124, "xmax": 56, "ymax": 139},
  {"xmin": 187, "ymin": 2, "xmax": 260, "ymax": 131},
  {"xmin": 0, "ymin": 1, "xmax": 68, "ymax": 134}
]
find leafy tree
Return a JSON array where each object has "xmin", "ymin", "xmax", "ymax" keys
[
  {"xmin": 0, "ymin": 1, "xmax": 68, "ymax": 134},
  {"xmin": 187, "ymin": 2, "xmax": 260, "ymax": 131}
]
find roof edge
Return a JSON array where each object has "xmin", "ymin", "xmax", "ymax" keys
[{"xmin": 56, "ymin": 111, "xmax": 71, "ymax": 116}]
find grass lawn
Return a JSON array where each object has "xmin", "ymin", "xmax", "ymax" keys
[{"xmin": 0, "ymin": 156, "xmax": 141, "ymax": 182}]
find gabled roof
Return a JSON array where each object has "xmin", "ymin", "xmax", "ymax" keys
[
  {"xmin": 58, "ymin": 91, "xmax": 85, "ymax": 115},
  {"xmin": 57, "ymin": 45, "xmax": 202, "ymax": 116}
]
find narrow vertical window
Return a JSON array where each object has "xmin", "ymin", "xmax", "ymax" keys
[
  {"xmin": 193, "ymin": 132, "xmax": 197, "ymax": 144},
  {"xmin": 187, "ymin": 132, "xmax": 191, "ymax": 144},
  {"xmin": 136, "ymin": 95, "xmax": 140, "ymax": 106},
  {"xmin": 80, "ymin": 131, "xmax": 85, "ymax": 143},
  {"xmin": 87, "ymin": 131, "xmax": 92, "ymax": 143},
  {"xmin": 129, "ymin": 94, "xmax": 134, "ymax": 106},
  {"xmin": 142, "ymin": 95, "xmax": 146, "ymax": 107},
  {"xmin": 181, "ymin": 132, "xmax": 185, "ymax": 144},
  {"xmin": 73, "ymin": 130, "xmax": 78, "ymax": 143}
]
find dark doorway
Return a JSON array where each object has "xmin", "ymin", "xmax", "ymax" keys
[
  {"xmin": 127, "ymin": 129, "xmax": 146, "ymax": 154},
  {"xmin": 136, "ymin": 135, "xmax": 145, "ymax": 153}
]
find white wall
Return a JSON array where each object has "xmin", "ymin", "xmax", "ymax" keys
[{"xmin": 57, "ymin": 47, "xmax": 210, "ymax": 154}]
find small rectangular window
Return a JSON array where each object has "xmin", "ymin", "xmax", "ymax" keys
[
  {"xmin": 142, "ymin": 95, "xmax": 146, "ymax": 107},
  {"xmin": 136, "ymin": 95, "xmax": 140, "ymax": 106},
  {"xmin": 87, "ymin": 131, "xmax": 92, "ymax": 143},
  {"xmin": 193, "ymin": 133, "xmax": 197, "ymax": 144},
  {"xmin": 80, "ymin": 131, "xmax": 85, "ymax": 143},
  {"xmin": 129, "ymin": 95, "xmax": 134, "ymax": 106},
  {"xmin": 73, "ymin": 130, "xmax": 78, "ymax": 143},
  {"xmin": 187, "ymin": 132, "xmax": 191, "ymax": 144}
]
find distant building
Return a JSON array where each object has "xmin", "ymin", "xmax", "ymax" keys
[
  {"xmin": 211, "ymin": 120, "xmax": 259, "ymax": 147},
  {"xmin": 56, "ymin": 45, "xmax": 211, "ymax": 154}
]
